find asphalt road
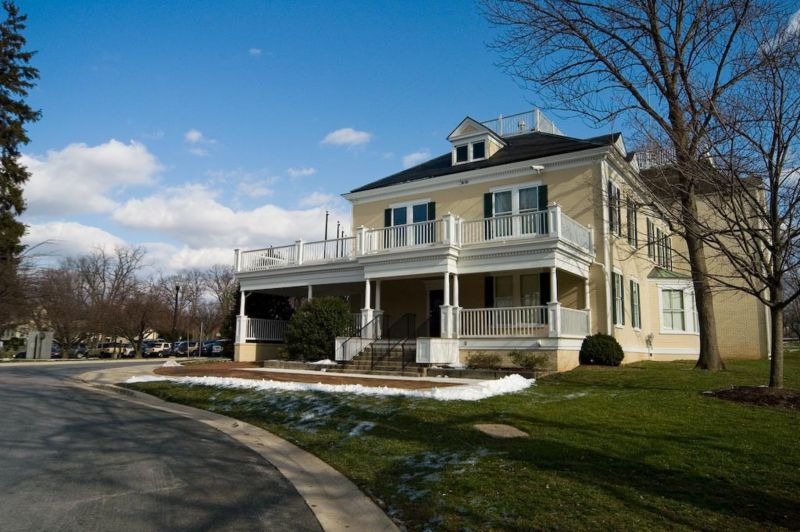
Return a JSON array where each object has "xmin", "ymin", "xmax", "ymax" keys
[{"xmin": 0, "ymin": 362, "xmax": 321, "ymax": 531}]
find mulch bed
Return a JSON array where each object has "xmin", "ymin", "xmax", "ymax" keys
[
  {"xmin": 154, "ymin": 362, "xmax": 460, "ymax": 390},
  {"xmin": 706, "ymin": 386, "xmax": 800, "ymax": 411}
]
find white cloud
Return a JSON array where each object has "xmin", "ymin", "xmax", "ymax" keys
[
  {"xmin": 299, "ymin": 192, "xmax": 336, "ymax": 207},
  {"xmin": 236, "ymin": 180, "xmax": 274, "ymax": 198},
  {"xmin": 287, "ymin": 166, "xmax": 317, "ymax": 178},
  {"xmin": 248, "ymin": 48, "xmax": 262, "ymax": 56},
  {"xmin": 402, "ymin": 149, "xmax": 431, "ymax": 168},
  {"xmin": 142, "ymin": 242, "xmax": 234, "ymax": 271},
  {"xmin": 21, "ymin": 140, "xmax": 161, "ymax": 216},
  {"xmin": 112, "ymin": 184, "xmax": 351, "ymax": 248},
  {"xmin": 321, "ymin": 127, "xmax": 372, "ymax": 147},
  {"xmin": 184, "ymin": 129, "xmax": 216, "ymax": 156},
  {"xmin": 23, "ymin": 221, "xmax": 127, "ymax": 259},
  {"xmin": 184, "ymin": 129, "xmax": 204, "ymax": 143}
]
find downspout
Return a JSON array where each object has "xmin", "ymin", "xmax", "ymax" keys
[{"xmin": 600, "ymin": 159, "xmax": 614, "ymax": 335}]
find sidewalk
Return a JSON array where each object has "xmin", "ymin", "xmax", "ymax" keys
[{"xmin": 71, "ymin": 363, "xmax": 398, "ymax": 532}]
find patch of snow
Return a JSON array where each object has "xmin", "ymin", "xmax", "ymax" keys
[
  {"xmin": 122, "ymin": 374, "xmax": 533, "ymax": 401},
  {"xmin": 126, "ymin": 375, "xmax": 169, "ymax": 383},
  {"xmin": 162, "ymin": 359, "xmax": 182, "ymax": 367},
  {"xmin": 347, "ymin": 421, "xmax": 376, "ymax": 437},
  {"xmin": 309, "ymin": 358, "xmax": 338, "ymax": 366}
]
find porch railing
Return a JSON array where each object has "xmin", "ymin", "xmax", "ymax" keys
[
  {"xmin": 235, "ymin": 204, "xmax": 594, "ymax": 273},
  {"xmin": 365, "ymin": 219, "xmax": 443, "ymax": 253},
  {"xmin": 461, "ymin": 211, "xmax": 548, "ymax": 245},
  {"xmin": 560, "ymin": 307, "xmax": 590, "ymax": 337},
  {"xmin": 459, "ymin": 306, "xmax": 549, "ymax": 337},
  {"xmin": 236, "ymin": 316, "xmax": 288, "ymax": 342}
]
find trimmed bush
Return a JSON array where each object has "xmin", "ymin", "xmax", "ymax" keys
[
  {"xmin": 284, "ymin": 297, "xmax": 351, "ymax": 360},
  {"xmin": 467, "ymin": 352, "xmax": 502, "ymax": 369},
  {"xmin": 579, "ymin": 333, "xmax": 624, "ymax": 366},
  {"xmin": 509, "ymin": 351, "xmax": 549, "ymax": 371}
]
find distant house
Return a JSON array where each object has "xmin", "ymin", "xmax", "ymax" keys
[{"xmin": 233, "ymin": 109, "xmax": 769, "ymax": 371}]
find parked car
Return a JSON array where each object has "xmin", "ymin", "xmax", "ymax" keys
[
  {"xmin": 143, "ymin": 342, "xmax": 172, "ymax": 358},
  {"xmin": 174, "ymin": 341, "xmax": 200, "ymax": 356},
  {"xmin": 87, "ymin": 342, "xmax": 135, "ymax": 359},
  {"xmin": 200, "ymin": 341, "xmax": 223, "ymax": 355}
]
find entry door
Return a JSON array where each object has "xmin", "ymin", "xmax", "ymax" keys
[{"xmin": 429, "ymin": 289, "xmax": 444, "ymax": 337}]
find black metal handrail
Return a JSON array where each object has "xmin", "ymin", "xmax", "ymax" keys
[
  {"xmin": 338, "ymin": 312, "xmax": 384, "ymax": 361},
  {"xmin": 369, "ymin": 313, "xmax": 417, "ymax": 371}
]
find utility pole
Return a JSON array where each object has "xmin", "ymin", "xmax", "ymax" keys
[
  {"xmin": 171, "ymin": 284, "xmax": 181, "ymax": 342},
  {"xmin": 324, "ymin": 210, "xmax": 329, "ymax": 240}
]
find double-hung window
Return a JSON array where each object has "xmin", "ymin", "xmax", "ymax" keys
[
  {"xmin": 661, "ymin": 289, "xmax": 685, "ymax": 331},
  {"xmin": 385, "ymin": 201, "xmax": 435, "ymax": 248},
  {"xmin": 487, "ymin": 184, "xmax": 547, "ymax": 238},
  {"xmin": 630, "ymin": 280, "xmax": 641, "ymax": 329},
  {"xmin": 608, "ymin": 182, "xmax": 621, "ymax": 235},
  {"xmin": 612, "ymin": 271, "xmax": 625, "ymax": 326},
  {"xmin": 627, "ymin": 202, "xmax": 638, "ymax": 247}
]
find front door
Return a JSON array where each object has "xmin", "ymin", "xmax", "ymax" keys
[{"xmin": 429, "ymin": 289, "xmax": 444, "ymax": 337}]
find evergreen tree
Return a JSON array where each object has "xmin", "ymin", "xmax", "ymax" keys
[{"xmin": 0, "ymin": 1, "xmax": 39, "ymax": 263}]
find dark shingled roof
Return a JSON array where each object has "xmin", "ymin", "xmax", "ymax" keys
[
  {"xmin": 350, "ymin": 131, "xmax": 622, "ymax": 193},
  {"xmin": 648, "ymin": 267, "xmax": 691, "ymax": 279}
]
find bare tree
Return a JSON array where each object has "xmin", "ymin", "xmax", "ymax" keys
[
  {"xmin": 34, "ymin": 263, "xmax": 90, "ymax": 356},
  {"xmin": 483, "ymin": 0, "xmax": 788, "ymax": 370},
  {"xmin": 71, "ymin": 246, "xmax": 145, "ymax": 340},
  {"xmin": 204, "ymin": 264, "xmax": 236, "ymax": 317},
  {"xmin": 107, "ymin": 282, "xmax": 169, "ymax": 358},
  {"xmin": 679, "ymin": 24, "xmax": 800, "ymax": 388}
]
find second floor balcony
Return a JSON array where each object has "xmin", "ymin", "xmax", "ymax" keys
[{"xmin": 235, "ymin": 203, "xmax": 593, "ymax": 274}]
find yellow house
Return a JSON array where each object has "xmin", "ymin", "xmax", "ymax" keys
[{"xmin": 233, "ymin": 109, "xmax": 769, "ymax": 371}]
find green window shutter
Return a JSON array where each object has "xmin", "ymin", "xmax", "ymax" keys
[
  {"xmin": 647, "ymin": 219, "xmax": 653, "ymax": 257},
  {"xmin": 384, "ymin": 208, "xmax": 391, "ymax": 227},
  {"xmin": 539, "ymin": 272, "xmax": 551, "ymax": 305},
  {"xmin": 483, "ymin": 193, "xmax": 493, "ymax": 240},
  {"xmin": 630, "ymin": 280, "xmax": 637, "ymax": 328},
  {"xmin": 427, "ymin": 202, "xmax": 436, "ymax": 221},
  {"xmin": 607, "ymin": 182, "xmax": 614, "ymax": 233},
  {"xmin": 537, "ymin": 185, "xmax": 548, "ymax": 211},
  {"xmin": 484, "ymin": 276, "xmax": 494, "ymax": 307},
  {"xmin": 620, "ymin": 276, "xmax": 625, "ymax": 325},
  {"xmin": 611, "ymin": 273, "xmax": 617, "ymax": 324},
  {"xmin": 634, "ymin": 207, "xmax": 639, "ymax": 247},
  {"xmin": 636, "ymin": 282, "xmax": 642, "ymax": 328}
]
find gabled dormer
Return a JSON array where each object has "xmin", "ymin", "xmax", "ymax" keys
[{"xmin": 447, "ymin": 117, "xmax": 507, "ymax": 166}]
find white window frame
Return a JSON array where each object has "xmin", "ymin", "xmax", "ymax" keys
[
  {"xmin": 454, "ymin": 144, "xmax": 469, "ymax": 164},
  {"xmin": 608, "ymin": 181, "xmax": 622, "ymax": 236},
  {"xmin": 452, "ymin": 135, "xmax": 493, "ymax": 165},
  {"xmin": 471, "ymin": 140, "xmax": 486, "ymax": 161},
  {"xmin": 656, "ymin": 282, "xmax": 699, "ymax": 335},
  {"xmin": 489, "ymin": 181, "xmax": 544, "ymax": 216},
  {"xmin": 388, "ymin": 198, "xmax": 432, "ymax": 226}
]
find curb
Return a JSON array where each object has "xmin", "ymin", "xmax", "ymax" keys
[{"xmin": 68, "ymin": 366, "xmax": 399, "ymax": 532}]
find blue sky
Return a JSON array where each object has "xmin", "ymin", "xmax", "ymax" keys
[{"xmin": 20, "ymin": 0, "xmax": 604, "ymax": 271}]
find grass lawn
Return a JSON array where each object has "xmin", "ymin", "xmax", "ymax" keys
[{"xmin": 127, "ymin": 356, "xmax": 800, "ymax": 531}]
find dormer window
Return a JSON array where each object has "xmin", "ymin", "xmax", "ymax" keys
[
  {"xmin": 447, "ymin": 117, "xmax": 507, "ymax": 167},
  {"xmin": 455, "ymin": 144, "xmax": 469, "ymax": 163},
  {"xmin": 472, "ymin": 141, "xmax": 486, "ymax": 160}
]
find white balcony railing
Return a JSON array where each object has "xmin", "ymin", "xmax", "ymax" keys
[
  {"xmin": 459, "ymin": 306, "xmax": 549, "ymax": 338},
  {"xmin": 461, "ymin": 211, "xmax": 549, "ymax": 245},
  {"xmin": 365, "ymin": 219, "xmax": 443, "ymax": 253},
  {"xmin": 235, "ymin": 205, "xmax": 593, "ymax": 273},
  {"xmin": 480, "ymin": 109, "xmax": 563, "ymax": 137}
]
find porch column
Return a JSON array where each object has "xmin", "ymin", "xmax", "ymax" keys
[
  {"xmin": 584, "ymin": 277, "xmax": 592, "ymax": 336},
  {"xmin": 307, "ymin": 285, "xmax": 313, "ymax": 302},
  {"xmin": 375, "ymin": 280, "xmax": 382, "ymax": 312},
  {"xmin": 441, "ymin": 272, "xmax": 452, "ymax": 338},
  {"xmin": 452, "ymin": 274, "xmax": 460, "ymax": 338},
  {"xmin": 548, "ymin": 268, "xmax": 561, "ymax": 337},
  {"xmin": 361, "ymin": 279, "xmax": 374, "ymax": 338},
  {"xmin": 236, "ymin": 291, "xmax": 249, "ymax": 344}
]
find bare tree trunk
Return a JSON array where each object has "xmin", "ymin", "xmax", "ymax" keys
[
  {"xmin": 688, "ymin": 233, "xmax": 723, "ymax": 370},
  {"xmin": 769, "ymin": 294, "xmax": 784, "ymax": 389}
]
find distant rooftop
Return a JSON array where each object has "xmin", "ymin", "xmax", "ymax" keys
[{"xmin": 480, "ymin": 109, "xmax": 563, "ymax": 138}]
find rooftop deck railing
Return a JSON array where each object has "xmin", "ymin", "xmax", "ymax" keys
[
  {"xmin": 235, "ymin": 204, "xmax": 593, "ymax": 273},
  {"xmin": 480, "ymin": 109, "xmax": 563, "ymax": 137}
]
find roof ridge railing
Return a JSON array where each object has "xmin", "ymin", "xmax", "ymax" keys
[{"xmin": 480, "ymin": 108, "xmax": 563, "ymax": 138}]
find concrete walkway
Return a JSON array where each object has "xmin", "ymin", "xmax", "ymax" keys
[{"xmin": 73, "ymin": 364, "xmax": 398, "ymax": 532}]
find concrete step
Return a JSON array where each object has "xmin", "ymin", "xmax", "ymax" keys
[{"xmin": 325, "ymin": 368, "xmax": 423, "ymax": 377}]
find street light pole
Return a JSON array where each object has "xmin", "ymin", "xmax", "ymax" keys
[{"xmin": 171, "ymin": 284, "xmax": 181, "ymax": 341}]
